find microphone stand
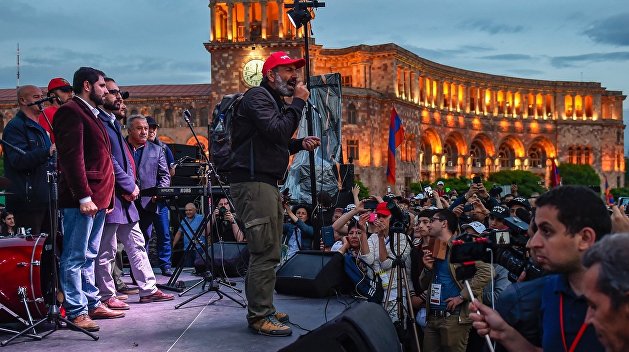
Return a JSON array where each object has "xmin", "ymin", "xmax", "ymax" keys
[
  {"xmin": 2, "ymin": 106, "xmax": 99, "ymax": 346},
  {"xmin": 173, "ymin": 111, "xmax": 245, "ymax": 309}
]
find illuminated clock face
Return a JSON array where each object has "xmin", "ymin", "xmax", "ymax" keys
[{"xmin": 242, "ymin": 59, "xmax": 264, "ymax": 87}]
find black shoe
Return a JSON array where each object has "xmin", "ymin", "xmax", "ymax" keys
[{"xmin": 161, "ymin": 268, "xmax": 174, "ymax": 277}]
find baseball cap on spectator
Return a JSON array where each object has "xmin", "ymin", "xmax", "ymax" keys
[
  {"xmin": 47, "ymin": 77, "xmax": 72, "ymax": 92},
  {"xmin": 490, "ymin": 205, "xmax": 510, "ymax": 219},
  {"xmin": 507, "ymin": 197, "xmax": 531, "ymax": 210},
  {"xmin": 146, "ymin": 116, "xmax": 160, "ymax": 127},
  {"xmin": 375, "ymin": 202, "xmax": 392, "ymax": 217},
  {"xmin": 461, "ymin": 221, "xmax": 487, "ymax": 235},
  {"xmin": 344, "ymin": 204, "xmax": 356, "ymax": 213},
  {"xmin": 262, "ymin": 51, "xmax": 306, "ymax": 76},
  {"xmin": 414, "ymin": 193, "xmax": 425, "ymax": 200},
  {"xmin": 437, "ymin": 181, "xmax": 445, "ymax": 186}
]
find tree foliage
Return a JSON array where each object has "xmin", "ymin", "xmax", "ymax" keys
[
  {"xmin": 487, "ymin": 170, "xmax": 544, "ymax": 197},
  {"xmin": 558, "ymin": 163, "xmax": 600, "ymax": 186},
  {"xmin": 354, "ymin": 179, "xmax": 370, "ymax": 199}
]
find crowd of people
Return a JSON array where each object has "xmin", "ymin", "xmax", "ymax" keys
[{"xmin": 2, "ymin": 51, "xmax": 628, "ymax": 352}]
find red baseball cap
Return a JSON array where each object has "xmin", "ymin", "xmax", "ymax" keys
[
  {"xmin": 375, "ymin": 202, "xmax": 392, "ymax": 217},
  {"xmin": 262, "ymin": 51, "xmax": 306, "ymax": 76},
  {"xmin": 47, "ymin": 77, "xmax": 71, "ymax": 92}
]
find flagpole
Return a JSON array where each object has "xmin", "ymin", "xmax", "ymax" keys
[{"xmin": 16, "ymin": 43, "xmax": 20, "ymax": 88}]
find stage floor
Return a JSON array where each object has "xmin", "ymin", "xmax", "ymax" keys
[{"xmin": 0, "ymin": 269, "xmax": 352, "ymax": 352}]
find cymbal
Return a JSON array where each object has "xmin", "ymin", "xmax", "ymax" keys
[{"xmin": 0, "ymin": 191, "xmax": 13, "ymax": 196}]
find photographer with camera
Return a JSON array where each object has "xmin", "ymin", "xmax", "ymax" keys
[
  {"xmin": 209, "ymin": 197, "xmax": 245, "ymax": 243},
  {"xmin": 469, "ymin": 185, "xmax": 611, "ymax": 352},
  {"xmin": 282, "ymin": 203, "xmax": 314, "ymax": 259},
  {"xmin": 420, "ymin": 209, "xmax": 491, "ymax": 352}
]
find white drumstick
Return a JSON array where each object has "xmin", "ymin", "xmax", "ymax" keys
[{"xmin": 465, "ymin": 280, "xmax": 495, "ymax": 352}]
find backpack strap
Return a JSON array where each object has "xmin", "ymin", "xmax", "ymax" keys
[{"xmin": 238, "ymin": 86, "xmax": 279, "ymax": 180}]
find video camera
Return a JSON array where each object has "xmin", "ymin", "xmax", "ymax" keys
[
  {"xmin": 450, "ymin": 216, "xmax": 544, "ymax": 282},
  {"xmin": 386, "ymin": 199, "xmax": 410, "ymax": 234}
]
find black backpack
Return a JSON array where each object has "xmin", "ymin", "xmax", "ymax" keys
[{"xmin": 210, "ymin": 87, "xmax": 277, "ymax": 173}]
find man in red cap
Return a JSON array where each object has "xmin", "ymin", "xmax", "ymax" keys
[
  {"xmin": 38, "ymin": 77, "xmax": 74, "ymax": 142},
  {"xmin": 230, "ymin": 51, "xmax": 320, "ymax": 336}
]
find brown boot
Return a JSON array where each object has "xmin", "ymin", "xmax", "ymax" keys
[
  {"xmin": 71, "ymin": 314, "xmax": 100, "ymax": 332},
  {"xmin": 89, "ymin": 304, "xmax": 125, "ymax": 319}
]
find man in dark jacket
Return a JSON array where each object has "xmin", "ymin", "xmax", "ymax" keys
[
  {"xmin": 54, "ymin": 67, "xmax": 121, "ymax": 331},
  {"xmin": 230, "ymin": 51, "xmax": 320, "ymax": 336},
  {"xmin": 3, "ymin": 85, "xmax": 55, "ymax": 236}
]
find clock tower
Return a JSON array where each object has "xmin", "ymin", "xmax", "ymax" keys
[{"xmin": 205, "ymin": 0, "xmax": 308, "ymax": 110}]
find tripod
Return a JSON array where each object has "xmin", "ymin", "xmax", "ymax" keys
[
  {"xmin": 174, "ymin": 111, "xmax": 245, "ymax": 309},
  {"xmin": 383, "ymin": 231, "xmax": 421, "ymax": 352},
  {"xmin": 3, "ymin": 105, "xmax": 98, "ymax": 345}
]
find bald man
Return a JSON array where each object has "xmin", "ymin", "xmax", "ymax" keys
[
  {"xmin": 172, "ymin": 203, "xmax": 206, "ymax": 269},
  {"xmin": 2, "ymin": 85, "xmax": 56, "ymax": 235}
]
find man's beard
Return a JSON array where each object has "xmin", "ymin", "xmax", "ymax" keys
[
  {"xmin": 103, "ymin": 100, "xmax": 120, "ymax": 112},
  {"xmin": 90, "ymin": 89, "xmax": 105, "ymax": 106},
  {"xmin": 274, "ymin": 72, "xmax": 296, "ymax": 97}
]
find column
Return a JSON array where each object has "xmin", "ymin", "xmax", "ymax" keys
[
  {"xmin": 277, "ymin": 0, "xmax": 284, "ymax": 38},
  {"xmin": 405, "ymin": 69, "xmax": 411, "ymax": 101},
  {"xmin": 244, "ymin": 2, "xmax": 251, "ymax": 41},
  {"xmin": 227, "ymin": 2, "xmax": 233, "ymax": 41},
  {"xmin": 261, "ymin": 1, "xmax": 267, "ymax": 39},
  {"xmin": 210, "ymin": 1, "xmax": 216, "ymax": 41},
  {"xmin": 593, "ymin": 94, "xmax": 601, "ymax": 120}
]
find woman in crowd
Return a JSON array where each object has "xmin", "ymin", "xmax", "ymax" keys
[
  {"xmin": 282, "ymin": 203, "xmax": 314, "ymax": 259},
  {"xmin": 0, "ymin": 211, "xmax": 16, "ymax": 236}
]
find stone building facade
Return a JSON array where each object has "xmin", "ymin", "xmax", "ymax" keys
[
  {"xmin": 205, "ymin": 0, "xmax": 625, "ymax": 195},
  {"xmin": 0, "ymin": 0, "xmax": 624, "ymax": 196}
]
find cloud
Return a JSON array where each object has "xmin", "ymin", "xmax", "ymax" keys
[
  {"xmin": 550, "ymin": 52, "xmax": 629, "ymax": 68},
  {"xmin": 481, "ymin": 54, "xmax": 533, "ymax": 60},
  {"xmin": 462, "ymin": 20, "xmax": 524, "ymax": 34},
  {"xmin": 583, "ymin": 13, "xmax": 629, "ymax": 46},
  {"xmin": 508, "ymin": 68, "xmax": 545, "ymax": 76}
]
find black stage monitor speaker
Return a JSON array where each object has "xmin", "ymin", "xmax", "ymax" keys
[
  {"xmin": 275, "ymin": 251, "xmax": 351, "ymax": 298},
  {"xmin": 279, "ymin": 302, "xmax": 401, "ymax": 352},
  {"xmin": 209, "ymin": 241, "xmax": 249, "ymax": 277}
]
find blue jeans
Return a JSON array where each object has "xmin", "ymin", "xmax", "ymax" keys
[
  {"xmin": 153, "ymin": 202, "xmax": 172, "ymax": 270},
  {"xmin": 59, "ymin": 208, "xmax": 105, "ymax": 319}
]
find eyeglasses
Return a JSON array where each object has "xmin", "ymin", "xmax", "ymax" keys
[
  {"xmin": 107, "ymin": 89, "xmax": 121, "ymax": 96},
  {"xmin": 430, "ymin": 217, "xmax": 445, "ymax": 223}
]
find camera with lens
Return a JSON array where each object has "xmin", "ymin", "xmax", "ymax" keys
[{"xmin": 451, "ymin": 216, "xmax": 545, "ymax": 282}]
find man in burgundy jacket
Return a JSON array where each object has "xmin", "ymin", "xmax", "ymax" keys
[{"xmin": 53, "ymin": 67, "xmax": 123, "ymax": 332}]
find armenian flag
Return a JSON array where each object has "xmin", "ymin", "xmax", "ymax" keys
[
  {"xmin": 386, "ymin": 107, "xmax": 405, "ymax": 185},
  {"xmin": 550, "ymin": 159, "xmax": 561, "ymax": 188}
]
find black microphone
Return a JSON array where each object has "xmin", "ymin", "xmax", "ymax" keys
[
  {"xmin": 183, "ymin": 109, "xmax": 192, "ymax": 123},
  {"xmin": 27, "ymin": 96, "xmax": 55, "ymax": 106}
]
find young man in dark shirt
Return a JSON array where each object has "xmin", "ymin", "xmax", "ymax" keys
[{"xmin": 470, "ymin": 185, "xmax": 610, "ymax": 352}]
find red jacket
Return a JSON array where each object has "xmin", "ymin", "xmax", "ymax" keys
[{"xmin": 53, "ymin": 97, "xmax": 114, "ymax": 210}]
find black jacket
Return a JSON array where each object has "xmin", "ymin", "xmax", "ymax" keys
[
  {"xmin": 2, "ymin": 110, "xmax": 53, "ymax": 210},
  {"xmin": 230, "ymin": 82, "xmax": 305, "ymax": 185}
]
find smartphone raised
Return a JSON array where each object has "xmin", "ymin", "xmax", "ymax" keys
[
  {"xmin": 321, "ymin": 226, "xmax": 335, "ymax": 247},
  {"xmin": 472, "ymin": 176, "xmax": 482, "ymax": 184},
  {"xmin": 364, "ymin": 199, "xmax": 378, "ymax": 210}
]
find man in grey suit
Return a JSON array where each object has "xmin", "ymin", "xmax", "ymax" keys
[
  {"xmin": 126, "ymin": 115, "xmax": 172, "ymax": 281},
  {"xmin": 95, "ymin": 81, "xmax": 173, "ymax": 307}
]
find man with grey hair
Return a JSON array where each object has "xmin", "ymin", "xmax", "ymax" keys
[
  {"xmin": 582, "ymin": 233, "xmax": 629, "ymax": 352},
  {"xmin": 125, "ymin": 114, "xmax": 173, "ymax": 303}
]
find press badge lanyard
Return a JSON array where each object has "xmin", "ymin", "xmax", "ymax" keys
[{"xmin": 559, "ymin": 293, "xmax": 588, "ymax": 352}]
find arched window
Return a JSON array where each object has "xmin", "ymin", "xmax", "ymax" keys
[
  {"xmin": 575, "ymin": 95, "xmax": 583, "ymax": 118},
  {"xmin": 165, "ymin": 109, "xmax": 173, "ymax": 128},
  {"xmin": 528, "ymin": 144, "xmax": 547, "ymax": 168},
  {"xmin": 444, "ymin": 139, "xmax": 458, "ymax": 166},
  {"xmin": 498, "ymin": 143, "xmax": 515, "ymax": 168},
  {"xmin": 420, "ymin": 139, "xmax": 432, "ymax": 166},
  {"xmin": 576, "ymin": 147, "xmax": 583, "ymax": 164},
  {"xmin": 565, "ymin": 95, "xmax": 573, "ymax": 118},
  {"xmin": 347, "ymin": 103, "xmax": 357, "ymax": 124},
  {"xmin": 585, "ymin": 96, "xmax": 593, "ymax": 118},
  {"xmin": 568, "ymin": 146, "xmax": 576, "ymax": 164},
  {"xmin": 470, "ymin": 141, "xmax": 486, "ymax": 167}
]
